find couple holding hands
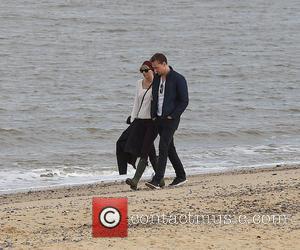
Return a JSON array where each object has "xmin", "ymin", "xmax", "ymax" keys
[{"xmin": 117, "ymin": 53, "xmax": 189, "ymax": 190}]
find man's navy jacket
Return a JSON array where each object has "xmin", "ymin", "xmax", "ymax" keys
[{"xmin": 151, "ymin": 66, "xmax": 189, "ymax": 120}]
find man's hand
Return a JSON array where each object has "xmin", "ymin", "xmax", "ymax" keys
[{"xmin": 167, "ymin": 116, "xmax": 173, "ymax": 120}]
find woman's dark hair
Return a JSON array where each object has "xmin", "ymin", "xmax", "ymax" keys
[{"xmin": 150, "ymin": 53, "xmax": 168, "ymax": 64}]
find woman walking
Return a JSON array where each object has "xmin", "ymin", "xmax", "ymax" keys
[{"xmin": 124, "ymin": 61, "xmax": 163, "ymax": 190}]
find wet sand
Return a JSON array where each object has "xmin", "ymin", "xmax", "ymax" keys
[{"xmin": 0, "ymin": 165, "xmax": 299, "ymax": 249}]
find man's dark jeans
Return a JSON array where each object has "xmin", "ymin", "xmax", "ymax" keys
[{"xmin": 152, "ymin": 117, "xmax": 186, "ymax": 183}]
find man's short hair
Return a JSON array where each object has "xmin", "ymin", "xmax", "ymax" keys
[{"xmin": 150, "ymin": 53, "xmax": 168, "ymax": 64}]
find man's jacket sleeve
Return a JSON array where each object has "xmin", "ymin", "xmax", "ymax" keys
[{"xmin": 170, "ymin": 75, "xmax": 189, "ymax": 119}]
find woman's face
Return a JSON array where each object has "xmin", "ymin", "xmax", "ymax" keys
[{"xmin": 140, "ymin": 66, "xmax": 153, "ymax": 80}]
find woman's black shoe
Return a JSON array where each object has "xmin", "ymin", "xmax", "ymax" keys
[{"xmin": 126, "ymin": 178, "xmax": 137, "ymax": 190}]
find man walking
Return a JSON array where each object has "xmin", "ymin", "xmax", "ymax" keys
[{"xmin": 145, "ymin": 53, "xmax": 189, "ymax": 189}]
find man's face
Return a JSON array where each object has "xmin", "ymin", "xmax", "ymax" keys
[{"xmin": 152, "ymin": 60, "xmax": 166, "ymax": 75}]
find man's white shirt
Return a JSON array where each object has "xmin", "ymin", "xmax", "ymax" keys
[{"xmin": 157, "ymin": 76, "xmax": 166, "ymax": 116}]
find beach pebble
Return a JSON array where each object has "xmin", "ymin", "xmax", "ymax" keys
[
  {"xmin": 4, "ymin": 240, "xmax": 13, "ymax": 248},
  {"xmin": 72, "ymin": 238, "xmax": 82, "ymax": 242}
]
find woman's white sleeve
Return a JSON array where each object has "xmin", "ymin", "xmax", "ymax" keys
[{"xmin": 130, "ymin": 81, "xmax": 139, "ymax": 123}]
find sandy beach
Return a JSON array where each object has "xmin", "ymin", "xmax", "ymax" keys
[{"xmin": 0, "ymin": 165, "xmax": 299, "ymax": 249}]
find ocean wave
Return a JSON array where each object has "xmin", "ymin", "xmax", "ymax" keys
[
  {"xmin": 106, "ymin": 28, "xmax": 128, "ymax": 33},
  {"xmin": 2, "ymin": 161, "xmax": 300, "ymax": 194},
  {"xmin": 287, "ymin": 108, "xmax": 300, "ymax": 113},
  {"xmin": 237, "ymin": 129, "xmax": 263, "ymax": 136},
  {"xmin": 95, "ymin": 95, "xmax": 110, "ymax": 100},
  {"xmin": 39, "ymin": 168, "xmax": 94, "ymax": 178},
  {"xmin": 18, "ymin": 106, "xmax": 41, "ymax": 112},
  {"xmin": 238, "ymin": 106, "xmax": 256, "ymax": 111},
  {"xmin": 0, "ymin": 128, "xmax": 24, "ymax": 135},
  {"xmin": 85, "ymin": 127, "xmax": 122, "ymax": 134},
  {"xmin": 176, "ymin": 128, "xmax": 271, "ymax": 139},
  {"xmin": 177, "ymin": 130, "xmax": 238, "ymax": 139}
]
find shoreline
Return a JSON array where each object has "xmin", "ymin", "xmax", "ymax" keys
[
  {"xmin": 1, "ymin": 161, "xmax": 299, "ymax": 196},
  {"xmin": 0, "ymin": 165, "xmax": 299, "ymax": 249}
]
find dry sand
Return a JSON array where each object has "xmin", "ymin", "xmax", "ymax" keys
[{"xmin": 0, "ymin": 165, "xmax": 299, "ymax": 249}]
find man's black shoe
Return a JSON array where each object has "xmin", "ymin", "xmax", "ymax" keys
[
  {"xmin": 145, "ymin": 180, "xmax": 161, "ymax": 190},
  {"xmin": 169, "ymin": 178, "xmax": 187, "ymax": 187}
]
